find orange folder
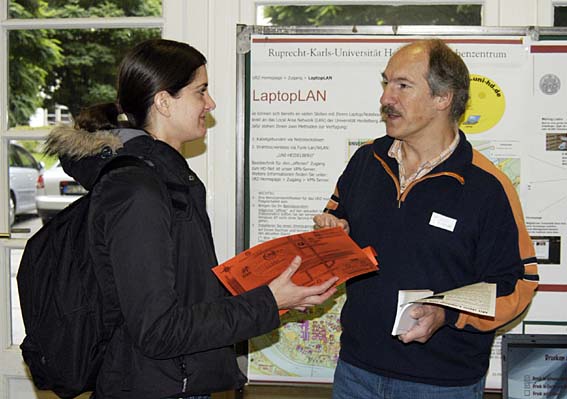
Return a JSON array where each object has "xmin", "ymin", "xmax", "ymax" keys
[{"xmin": 212, "ymin": 227, "xmax": 378, "ymax": 298}]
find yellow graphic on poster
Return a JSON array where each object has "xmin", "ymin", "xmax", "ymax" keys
[{"xmin": 460, "ymin": 74, "xmax": 506, "ymax": 134}]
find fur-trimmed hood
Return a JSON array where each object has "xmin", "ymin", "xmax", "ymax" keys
[
  {"xmin": 45, "ymin": 126, "xmax": 123, "ymax": 160},
  {"xmin": 45, "ymin": 126, "xmax": 148, "ymax": 190}
]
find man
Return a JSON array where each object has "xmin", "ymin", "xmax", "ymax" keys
[{"xmin": 314, "ymin": 39, "xmax": 539, "ymax": 398}]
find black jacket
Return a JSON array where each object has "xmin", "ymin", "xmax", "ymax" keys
[{"xmin": 47, "ymin": 127, "xmax": 279, "ymax": 398}]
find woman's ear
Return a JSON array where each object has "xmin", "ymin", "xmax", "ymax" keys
[{"xmin": 153, "ymin": 90, "xmax": 171, "ymax": 117}]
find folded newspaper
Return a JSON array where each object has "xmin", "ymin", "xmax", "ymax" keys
[{"xmin": 391, "ymin": 282, "xmax": 496, "ymax": 335}]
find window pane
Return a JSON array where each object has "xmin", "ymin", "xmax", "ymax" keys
[
  {"xmin": 259, "ymin": 5, "xmax": 482, "ymax": 26},
  {"xmin": 14, "ymin": 146, "xmax": 39, "ymax": 169},
  {"xmin": 8, "ymin": 0, "xmax": 162, "ymax": 19},
  {"xmin": 8, "ymin": 28, "xmax": 161, "ymax": 129},
  {"xmin": 555, "ymin": 6, "xmax": 567, "ymax": 26},
  {"xmin": 11, "ymin": 248, "xmax": 24, "ymax": 346},
  {"xmin": 9, "ymin": 138, "xmax": 88, "ymax": 233},
  {"xmin": 8, "ymin": 140, "xmax": 47, "ymax": 238}
]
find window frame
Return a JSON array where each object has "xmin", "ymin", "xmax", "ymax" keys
[
  {"xmin": 552, "ymin": 0, "xmax": 567, "ymax": 26},
  {"xmin": 256, "ymin": 2, "xmax": 485, "ymax": 26},
  {"xmin": 0, "ymin": 6, "xmax": 164, "ymax": 236},
  {"xmin": 0, "ymin": 6, "xmax": 193, "ymax": 395},
  {"xmin": 0, "ymin": 0, "xmax": 170, "ymax": 364}
]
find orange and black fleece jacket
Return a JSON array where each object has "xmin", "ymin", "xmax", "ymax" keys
[{"xmin": 325, "ymin": 130, "xmax": 538, "ymax": 387}]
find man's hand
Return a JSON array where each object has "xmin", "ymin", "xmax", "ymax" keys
[
  {"xmin": 268, "ymin": 256, "xmax": 339, "ymax": 311},
  {"xmin": 313, "ymin": 213, "xmax": 350, "ymax": 234},
  {"xmin": 398, "ymin": 304, "xmax": 445, "ymax": 344}
]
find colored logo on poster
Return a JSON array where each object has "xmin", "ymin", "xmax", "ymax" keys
[
  {"xmin": 460, "ymin": 74, "xmax": 506, "ymax": 134},
  {"xmin": 539, "ymin": 73, "xmax": 561, "ymax": 95}
]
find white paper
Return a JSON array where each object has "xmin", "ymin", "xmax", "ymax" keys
[
  {"xmin": 391, "ymin": 282, "xmax": 497, "ymax": 336},
  {"xmin": 416, "ymin": 282, "xmax": 497, "ymax": 317},
  {"xmin": 391, "ymin": 289, "xmax": 433, "ymax": 335}
]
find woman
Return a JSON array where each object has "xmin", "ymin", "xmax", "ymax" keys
[{"xmin": 45, "ymin": 39, "xmax": 337, "ymax": 399}]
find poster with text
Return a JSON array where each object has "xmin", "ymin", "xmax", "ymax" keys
[{"xmin": 245, "ymin": 34, "xmax": 567, "ymax": 389}]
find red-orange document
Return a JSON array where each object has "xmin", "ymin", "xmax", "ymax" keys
[{"xmin": 212, "ymin": 227, "xmax": 378, "ymax": 296}]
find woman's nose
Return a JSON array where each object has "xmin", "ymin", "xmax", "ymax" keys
[{"xmin": 206, "ymin": 93, "xmax": 216, "ymax": 111}]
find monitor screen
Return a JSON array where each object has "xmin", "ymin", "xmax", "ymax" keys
[{"xmin": 502, "ymin": 334, "xmax": 567, "ymax": 399}]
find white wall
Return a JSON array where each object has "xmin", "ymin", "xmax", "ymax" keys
[
  {"xmin": 162, "ymin": 0, "xmax": 252, "ymax": 262},
  {"xmin": 177, "ymin": 0, "xmax": 558, "ymax": 263}
]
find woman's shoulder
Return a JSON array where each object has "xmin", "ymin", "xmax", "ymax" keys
[{"xmin": 91, "ymin": 160, "xmax": 168, "ymax": 210}]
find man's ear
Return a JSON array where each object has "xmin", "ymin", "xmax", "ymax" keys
[
  {"xmin": 435, "ymin": 90, "xmax": 453, "ymax": 112},
  {"xmin": 153, "ymin": 90, "xmax": 171, "ymax": 117}
]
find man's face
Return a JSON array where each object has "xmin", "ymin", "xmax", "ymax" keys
[{"xmin": 380, "ymin": 44, "xmax": 441, "ymax": 141}]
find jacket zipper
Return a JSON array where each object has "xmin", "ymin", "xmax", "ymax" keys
[
  {"xmin": 373, "ymin": 152, "xmax": 465, "ymax": 208},
  {"xmin": 178, "ymin": 357, "xmax": 188, "ymax": 392},
  {"xmin": 400, "ymin": 172, "xmax": 465, "ymax": 204}
]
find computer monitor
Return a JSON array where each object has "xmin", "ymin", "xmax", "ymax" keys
[{"xmin": 501, "ymin": 333, "xmax": 567, "ymax": 399}]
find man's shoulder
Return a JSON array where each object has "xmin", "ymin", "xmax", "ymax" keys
[
  {"xmin": 353, "ymin": 135, "xmax": 392, "ymax": 157},
  {"xmin": 469, "ymin": 149, "xmax": 510, "ymax": 183},
  {"xmin": 372, "ymin": 134, "xmax": 394, "ymax": 147},
  {"xmin": 461, "ymin": 149, "xmax": 519, "ymax": 206}
]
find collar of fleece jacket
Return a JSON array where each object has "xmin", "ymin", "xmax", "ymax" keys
[{"xmin": 372, "ymin": 130, "xmax": 473, "ymax": 181}]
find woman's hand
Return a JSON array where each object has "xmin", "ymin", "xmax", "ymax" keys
[
  {"xmin": 268, "ymin": 256, "xmax": 339, "ymax": 311},
  {"xmin": 313, "ymin": 213, "xmax": 350, "ymax": 234}
]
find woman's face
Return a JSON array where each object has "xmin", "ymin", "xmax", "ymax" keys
[{"xmin": 160, "ymin": 65, "xmax": 216, "ymax": 148}]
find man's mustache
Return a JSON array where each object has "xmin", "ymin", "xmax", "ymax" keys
[{"xmin": 380, "ymin": 105, "xmax": 401, "ymax": 121}]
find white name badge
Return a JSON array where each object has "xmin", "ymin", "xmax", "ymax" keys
[{"xmin": 429, "ymin": 212, "xmax": 457, "ymax": 232}]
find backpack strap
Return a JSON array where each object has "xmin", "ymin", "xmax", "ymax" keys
[
  {"xmin": 94, "ymin": 155, "xmax": 153, "ymax": 186},
  {"xmin": 90, "ymin": 154, "xmax": 163, "ymax": 393}
]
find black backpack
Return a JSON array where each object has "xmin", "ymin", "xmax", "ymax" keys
[{"xmin": 17, "ymin": 156, "xmax": 152, "ymax": 398}]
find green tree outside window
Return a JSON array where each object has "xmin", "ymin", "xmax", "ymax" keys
[
  {"xmin": 263, "ymin": 5, "xmax": 481, "ymax": 27},
  {"xmin": 8, "ymin": 0, "xmax": 161, "ymax": 128}
]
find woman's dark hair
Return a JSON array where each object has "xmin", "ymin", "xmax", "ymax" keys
[
  {"xmin": 424, "ymin": 39, "xmax": 470, "ymax": 124},
  {"xmin": 74, "ymin": 39, "xmax": 207, "ymax": 132}
]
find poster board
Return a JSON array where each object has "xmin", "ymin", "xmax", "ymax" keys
[{"xmin": 235, "ymin": 25, "xmax": 567, "ymax": 391}]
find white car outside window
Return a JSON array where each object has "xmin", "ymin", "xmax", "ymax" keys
[
  {"xmin": 36, "ymin": 161, "xmax": 87, "ymax": 224},
  {"xmin": 9, "ymin": 143, "xmax": 42, "ymax": 225}
]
